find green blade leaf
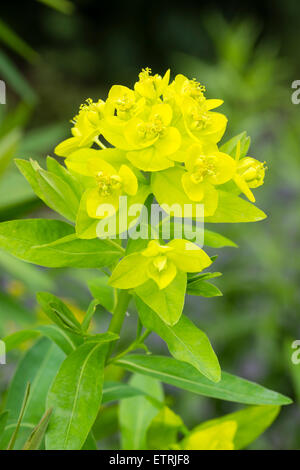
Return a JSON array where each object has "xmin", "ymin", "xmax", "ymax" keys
[
  {"xmin": 36, "ymin": 291, "xmax": 82, "ymax": 333},
  {"xmin": 22, "ymin": 408, "xmax": 53, "ymax": 450},
  {"xmin": 116, "ymin": 355, "xmax": 292, "ymax": 406},
  {"xmin": 119, "ymin": 374, "xmax": 163, "ymax": 450},
  {"xmin": 0, "ymin": 129, "xmax": 21, "ymax": 178},
  {"xmin": 7, "ymin": 383, "xmax": 31, "ymax": 450},
  {"xmin": 1, "ymin": 338, "xmax": 65, "ymax": 450},
  {"xmin": 16, "ymin": 159, "xmax": 80, "ymax": 222},
  {"xmin": 3, "ymin": 330, "xmax": 40, "ymax": 352},
  {"xmin": 135, "ymin": 298, "xmax": 221, "ymax": 382},
  {"xmin": 205, "ymin": 190, "xmax": 267, "ymax": 223},
  {"xmin": 46, "ymin": 342, "xmax": 107, "ymax": 450},
  {"xmin": 102, "ymin": 381, "xmax": 147, "ymax": 404},
  {"xmin": 187, "ymin": 280, "xmax": 222, "ymax": 297},
  {"xmin": 204, "ymin": 229, "xmax": 237, "ymax": 248},
  {"xmin": 37, "ymin": 325, "xmax": 81, "ymax": 355},
  {"xmin": 0, "ymin": 18, "xmax": 38, "ymax": 63},
  {"xmin": 0, "ymin": 219, "xmax": 123, "ymax": 268}
]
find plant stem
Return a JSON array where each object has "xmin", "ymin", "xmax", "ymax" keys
[
  {"xmin": 107, "ymin": 328, "xmax": 152, "ymax": 365},
  {"xmin": 106, "ymin": 290, "xmax": 131, "ymax": 359}
]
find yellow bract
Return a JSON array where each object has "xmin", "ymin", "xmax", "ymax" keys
[
  {"xmin": 109, "ymin": 239, "xmax": 212, "ymax": 290},
  {"xmin": 66, "ymin": 152, "xmax": 138, "ymax": 219}
]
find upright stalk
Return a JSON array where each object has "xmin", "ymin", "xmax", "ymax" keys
[{"xmin": 106, "ymin": 290, "xmax": 131, "ymax": 359}]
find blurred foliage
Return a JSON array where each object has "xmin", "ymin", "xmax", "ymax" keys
[{"xmin": 0, "ymin": 0, "xmax": 300, "ymax": 450}]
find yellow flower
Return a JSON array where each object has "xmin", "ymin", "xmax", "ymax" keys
[
  {"xmin": 134, "ymin": 67, "xmax": 170, "ymax": 101},
  {"xmin": 125, "ymin": 103, "xmax": 181, "ymax": 171},
  {"xmin": 55, "ymin": 98, "xmax": 105, "ymax": 157},
  {"xmin": 234, "ymin": 157, "xmax": 266, "ymax": 203},
  {"xmin": 109, "ymin": 239, "xmax": 212, "ymax": 290},
  {"xmin": 65, "ymin": 149, "xmax": 138, "ymax": 219},
  {"xmin": 181, "ymin": 143, "xmax": 236, "ymax": 208},
  {"xmin": 233, "ymin": 142, "xmax": 266, "ymax": 202},
  {"xmin": 181, "ymin": 96, "xmax": 227, "ymax": 144}
]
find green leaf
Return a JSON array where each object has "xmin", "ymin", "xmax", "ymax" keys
[
  {"xmin": 88, "ymin": 276, "xmax": 116, "ymax": 313},
  {"xmin": 3, "ymin": 330, "xmax": 40, "ymax": 352},
  {"xmin": 46, "ymin": 342, "xmax": 107, "ymax": 450},
  {"xmin": 1, "ymin": 338, "xmax": 65, "ymax": 450},
  {"xmin": 117, "ymin": 355, "xmax": 292, "ymax": 405},
  {"xmin": 22, "ymin": 409, "xmax": 53, "ymax": 450},
  {"xmin": 84, "ymin": 332, "xmax": 119, "ymax": 344},
  {"xmin": 147, "ymin": 407, "xmax": 184, "ymax": 450},
  {"xmin": 0, "ymin": 250, "xmax": 54, "ymax": 292},
  {"xmin": 0, "ymin": 219, "xmax": 123, "ymax": 268},
  {"xmin": 204, "ymin": 229, "xmax": 237, "ymax": 248},
  {"xmin": 0, "ymin": 411, "xmax": 8, "ymax": 438},
  {"xmin": 3, "ymin": 325, "xmax": 80, "ymax": 356},
  {"xmin": 0, "ymin": 50, "xmax": 37, "ymax": 103},
  {"xmin": 82, "ymin": 432, "xmax": 98, "ymax": 450},
  {"xmin": 184, "ymin": 405, "xmax": 280, "ymax": 450},
  {"xmin": 36, "ymin": 292, "xmax": 82, "ymax": 333},
  {"xmin": 206, "ymin": 190, "xmax": 267, "ymax": 223},
  {"xmin": 135, "ymin": 271, "xmax": 187, "ymax": 326},
  {"xmin": 119, "ymin": 374, "xmax": 163, "ymax": 450},
  {"xmin": 187, "ymin": 280, "xmax": 222, "ymax": 297},
  {"xmin": 102, "ymin": 381, "xmax": 147, "ymax": 404},
  {"xmin": 220, "ymin": 131, "xmax": 250, "ymax": 159},
  {"xmin": 7, "ymin": 383, "xmax": 31, "ymax": 450},
  {"xmin": 16, "ymin": 159, "xmax": 81, "ymax": 222},
  {"xmin": 0, "ymin": 129, "xmax": 21, "ymax": 178},
  {"xmin": 81, "ymin": 299, "xmax": 101, "ymax": 332},
  {"xmin": 37, "ymin": 325, "xmax": 81, "ymax": 355},
  {"xmin": 135, "ymin": 298, "xmax": 221, "ymax": 382},
  {"xmin": 0, "ymin": 18, "xmax": 38, "ymax": 63}
]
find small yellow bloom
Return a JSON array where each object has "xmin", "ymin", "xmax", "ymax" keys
[
  {"xmin": 234, "ymin": 157, "xmax": 266, "ymax": 203},
  {"xmin": 181, "ymin": 143, "xmax": 236, "ymax": 206},
  {"xmin": 65, "ymin": 150, "xmax": 138, "ymax": 219},
  {"xmin": 233, "ymin": 142, "xmax": 266, "ymax": 203},
  {"xmin": 181, "ymin": 96, "xmax": 227, "ymax": 144},
  {"xmin": 55, "ymin": 98, "xmax": 105, "ymax": 157},
  {"xmin": 134, "ymin": 67, "xmax": 170, "ymax": 101},
  {"xmin": 125, "ymin": 103, "xmax": 181, "ymax": 171}
]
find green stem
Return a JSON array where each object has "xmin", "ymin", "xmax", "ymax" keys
[
  {"xmin": 106, "ymin": 290, "xmax": 131, "ymax": 359},
  {"xmin": 107, "ymin": 328, "xmax": 151, "ymax": 365}
]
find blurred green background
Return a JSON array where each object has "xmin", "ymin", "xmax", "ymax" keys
[{"xmin": 0, "ymin": 0, "xmax": 300, "ymax": 450}]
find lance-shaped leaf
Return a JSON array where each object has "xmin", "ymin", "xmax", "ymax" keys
[
  {"xmin": 22, "ymin": 408, "xmax": 53, "ymax": 450},
  {"xmin": 7, "ymin": 383, "xmax": 31, "ymax": 450},
  {"xmin": 46, "ymin": 342, "xmax": 108, "ymax": 450},
  {"xmin": 117, "ymin": 355, "xmax": 292, "ymax": 406},
  {"xmin": 0, "ymin": 219, "xmax": 123, "ymax": 268},
  {"xmin": 205, "ymin": 190, "xmax": 267, "ymax": 223},
  {"xmin": 187, "ymin": 279, "xmax": 222, "ymax": 297},
  {"xmin": 0, "ymin": 338, "xmax": 64, "ymax": 450},
  {"xmin": 102, "ymin": 381, "xmax": 147, "ymax": 405},
  {"xmin": 135, "ymin": 298, "xmax": 220, "ymax": 382},
  {"xmin": 16, "ymin": 159, "xmax": 81, "ymax": 222},
  {"xmin": 36, "ymin": 292, "xmax": 82, "ymax": 334}
]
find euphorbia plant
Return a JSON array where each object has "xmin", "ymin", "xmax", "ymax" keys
[{"xmin": 0, "ymin": 69, "xmax": 291, "ymax": 450}]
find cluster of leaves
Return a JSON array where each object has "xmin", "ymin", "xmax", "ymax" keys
[{"xmin": 0, "ymin": 69, "xmax": 292, "ymax": 450}]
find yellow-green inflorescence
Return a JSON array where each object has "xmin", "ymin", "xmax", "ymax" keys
[{"xmin": 54, "ymin": 68, "xmax": 267, "ymax": 303}]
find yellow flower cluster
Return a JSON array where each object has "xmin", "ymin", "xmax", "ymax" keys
[{"xmin": 55, "ymin": 68, "xmax": 266, "ymax": 222}]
